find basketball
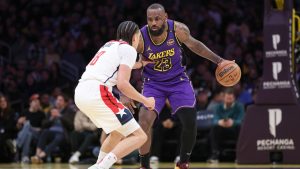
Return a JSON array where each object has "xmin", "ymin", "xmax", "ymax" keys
[{"xmin": 215, "ymin": 61, "xmax": 241, "ymax": 87}]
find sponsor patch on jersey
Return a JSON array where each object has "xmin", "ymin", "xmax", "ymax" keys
[{"xmin": 167, "ymin": 39, "xmax": 175, "ymax": 46}]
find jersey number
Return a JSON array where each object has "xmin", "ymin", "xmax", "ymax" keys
[
  {"xmin": 154, "ymin": 58, "xmax": 172, "ymax": 72},
  {"xmin": 89, "ymin": 51, "xmax": 106, "ymax": 65}
]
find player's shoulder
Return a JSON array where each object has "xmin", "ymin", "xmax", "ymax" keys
[
  {"xmin": 117, "ymin": 42, "xmax": 136, "ymax": 53},
  {"xmin": 140, "ymin": 24, "xmax": 148, "ymax": 31}
]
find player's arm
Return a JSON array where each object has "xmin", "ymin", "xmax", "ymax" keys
[
  {"xmin": 175, "ymin": 21, "xmax": 224, "ymax": 64},
  {"xmin": 117, "ymin": 64, "xmax": 154, "ymax": 110},
  {"xmin": 132, "ymin": 54, "xmax": 144, "ymax": 69},
  {"xmin": 132, "ymin": 54, "xmax": 154, "ymax": 69},
  {"xmin": 132, "ymin": 34, "xmax": 147, "ymax": 69},
  {"xmin": 136, "ymin": 33, "xmax": 144, "ymax": 54},
  {"xmin": 117, "ymin": 44, "xmax": 154, "ymax": 110}
]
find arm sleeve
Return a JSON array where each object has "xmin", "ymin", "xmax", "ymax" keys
[{"xmin": 118, "ymin": 44, "xmax": 137, "ymax": 69}]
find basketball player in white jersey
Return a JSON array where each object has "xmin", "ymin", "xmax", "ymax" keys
[{"xmin": 74, "ymin": 21, "xmax": 155, "ymax": 169}]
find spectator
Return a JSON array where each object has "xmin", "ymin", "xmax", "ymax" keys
[
  {"xmin": 16, "ymin": 94, "xmax": 46, "ymax": 163},
  {"xmin": 0, "ymin": 0, "xmax": 279, "ymax": 163},
  {"xmin": 69, "ymin": 110, "xmax": 99, "ymax": 164},
  {"xmin": 195, "ymin": 89, "xmax": 209, "ymax": 111},
  {"xmin": 207, "ymin": 88, "xmax": 244, "ymax": 163},
  {"xmin": 30, "ymin": 107, "xmax": 65, "ymax": 163},
  {"xmin": 206, "ymin": 88, "xmax": 224, "ymax": 113},
  {"xmin": 31, "ymin": 94, "xmax": 75, "ymax": 163},
  {"xmin": 40, "ymin": 93, "xmax": 51, "ymax": 114},
  {"xmin": 0, "ymin": 95, "xmax": 18, "ymax": 163}
]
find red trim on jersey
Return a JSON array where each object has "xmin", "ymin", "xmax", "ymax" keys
[
  {"xmin": 109, "ymin": 40, "xmax": 128, "ymax": 45},
  {"xmin": 100, "ymin": 85, "xmax": 124, "ymax": 113}
]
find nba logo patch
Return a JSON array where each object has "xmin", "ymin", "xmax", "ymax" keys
[
  {"xmin": 115, "ymin": 108, "xmax": 133, "ymax": 125},
  {"xmin": 167, "ymin": 39, "xmax": 175, "ymax": 46}
]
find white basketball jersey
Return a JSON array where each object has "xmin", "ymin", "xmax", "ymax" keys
[{"xmin": 79, "ymin": 40, "xmax": 137, "ymax": 87}]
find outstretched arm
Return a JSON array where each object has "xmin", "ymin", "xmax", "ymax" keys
[
  {"xmin": 132, "ymin": 54, "xmax": 154, "ymax": 69},
  {"xmin": 175, "ymin": 21, "xmax": 224, "ymax": 64},
  {"xmin": 117, "ymin": 64, "xmax": 155, "ymax": 110}
]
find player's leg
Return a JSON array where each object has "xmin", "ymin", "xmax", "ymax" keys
[
  {"xmin": 176, "ymin": 108, "xmax": 197, "ymax": 165},
  {"xmin": 139, "ymin": 82, "xmax": 166, "ymax": 169},
  {"xmin": 168, "ymin": 78, "xmax": 197, "ymax": 169},
  {"xmin": 75, "ymin": 82, "xmax": 144, "ymax": 169},
  {"xmin": 97, "ymin": 132, "xmax": 124, "ymax": 163},
  {"xmin": 95, "ymin": 119, "xmax": 147, "ymax": 169},
  {"xmin": 110, "ymin": 128, "xmax": 147, "ymax": 158},
  {"xmin": 138, "ymin": 107, "xmax": 157, "ymax": 169}
]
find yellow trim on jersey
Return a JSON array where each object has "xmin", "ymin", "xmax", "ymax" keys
[
  {"xmin": 174, "ymin": 21, "xmax": 182, "ymax": 46},
  {"xmin": 140, "ymin": 33, "xmax": 145, "ymax": 54},
  {"xmin": 147, "ymin": 23, "xmax": 169, "ymax": 46}
]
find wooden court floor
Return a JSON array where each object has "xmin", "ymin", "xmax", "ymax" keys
[{"xmin": 0, "ymin": 163, "xmax": 300, "ymax": 169}]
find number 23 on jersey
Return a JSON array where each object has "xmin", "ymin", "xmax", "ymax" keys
[{"xmin": 154, "ymin": 58, "xmax": 172, "ymax": 72}]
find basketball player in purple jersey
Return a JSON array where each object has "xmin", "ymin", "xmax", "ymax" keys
[{"xmin": 121, "ymin": 3, "xmax": 231, "ymax": 169}]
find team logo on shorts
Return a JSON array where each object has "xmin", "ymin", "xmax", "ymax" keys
[{"xmin": 116, "ymin": 108, "xmax": 133, "ymax": 125}]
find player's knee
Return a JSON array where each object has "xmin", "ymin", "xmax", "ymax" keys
[
  {"xmin": 110, "ymin": 131, "xmax": 124, "ymax": 141},
  {"xmin": 177, "ymin": 107, "xmax": 197, "ymax": 131},
  {"xmin": 185, "ymin": 118, "xmax": 197, "ymax": 132},
  {"xmin": 138, "ymin": 109, "xmax": 156, "ymax": 132},
  {"xmin": 134, "ymin": 128, "xmax": 148, "ymax": 145},
  {"xmin": 140, "ymin": 131, "xmax": 148, "ymax": 144}
]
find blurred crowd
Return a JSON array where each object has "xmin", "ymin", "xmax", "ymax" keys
[
  {"xmin": 0, "ymin": 0, "xmax": 299, "ymax": 164},
  {"xmin": 0, "ymin": 0, "xmax": 264, "ymax": 109}
]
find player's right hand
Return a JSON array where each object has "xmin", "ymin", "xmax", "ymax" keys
[{"xmin": 144, "ymin": 97, "xmax": 155, "ymax": 110}]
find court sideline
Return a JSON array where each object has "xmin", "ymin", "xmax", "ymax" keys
[{"xmin": 0, "ymin": 163, "xmax": 300, "ymax": 169}]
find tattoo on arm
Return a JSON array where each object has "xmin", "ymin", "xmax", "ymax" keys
[{"xmin": 175, "ymin": 21, "xmax": 223, "ymax": 64}]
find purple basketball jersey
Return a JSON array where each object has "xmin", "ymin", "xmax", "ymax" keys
[
  {"xmin": 141, "ymin": 19, "xmax": 185, "ymax": 81},
  {"xmin": 140, "ymin": 20, "xmax": 196, "ymax": 114}
]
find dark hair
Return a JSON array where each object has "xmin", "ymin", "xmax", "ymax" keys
[
  {"xmin": 0, "ymin": 95, "xmax": 12, "ymax": 119},
  {"xmin": 57, "ymin": 93, "xmax": 69, "ymax": 103},
  {"xmin": 116, "ymin": 21, "xmax": 139, "ymax": 45},
  {"xmin": 147, "ymin": 3, "xmax": 165, "ymax": 12},
  {"xmin": 224, "ymin": 88, "xmax": 235, "ymax": 96}
]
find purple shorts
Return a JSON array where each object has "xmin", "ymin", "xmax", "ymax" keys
[{"xmin": 142, "ymin": 75, "xmax": 196, "ymax": 114}]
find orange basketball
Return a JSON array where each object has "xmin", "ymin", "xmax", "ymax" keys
[{"xmin": 215, "ymin": 61, "xmax": 241, "ymax": 87}]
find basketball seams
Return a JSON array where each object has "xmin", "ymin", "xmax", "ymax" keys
[
  {"xmin": 215, "ymin": 62, "xmax": 241, "ymax": 86},
  {"xmin": 222, "ymin": 69, "xmax": 241, "ymax": 86},
  {"xmin": 218, "ymin": 65, "xmax": 238, "ymax": 81},
  {"xmin": 215, "ymin": 62, "xmax": 233, "ymax": 75}
]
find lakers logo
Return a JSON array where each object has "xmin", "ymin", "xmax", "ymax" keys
[
  {"xmin": 167, "ymin": 39, "xmax": 175, "ymax": 46},
  {"xmin": 149, "ymin": 48, "xmax": 175, "ymax": 60}
]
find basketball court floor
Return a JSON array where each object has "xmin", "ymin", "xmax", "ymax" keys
[{"xmin": 1, "ymin": 163, "xmax": 300, "ymax": 169}]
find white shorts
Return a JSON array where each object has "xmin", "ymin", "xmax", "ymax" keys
[{"xmin": 74, "ymin": 80, "xmax": 140, "ymax": 137}]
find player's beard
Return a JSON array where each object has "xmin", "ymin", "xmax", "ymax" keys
[{"xmin": 149, "ymin": 23, "xmax": 166, "ymax": 37}]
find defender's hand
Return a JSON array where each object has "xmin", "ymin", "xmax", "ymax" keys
[{"xmin": 144, "ymin": 97, "xmax": 155, "ymax": 111}]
